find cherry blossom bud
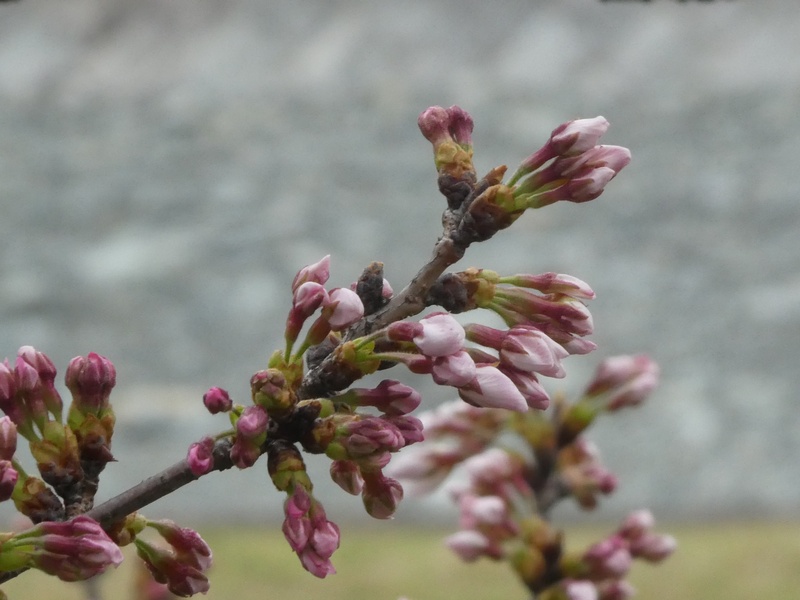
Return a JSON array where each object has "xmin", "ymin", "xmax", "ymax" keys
[
  {"xmin": 618, "ymin": 509, "xmax": 655, "ymax": 539},
  {"xmin": 0, "ymin": 416, "xmax": 17, "ymax": 460},
  {"xmin": 502, "ymin": 272, "xmax": 595, "ymax": 300},
  {"xmin": 291, "ymin": 255, "xmax": 331, "ymax": 291},
  {"xmin": 147, "ymin": 520, "xmax": 213, "ymax": 572},
  {"xmin": 330, "ymin": 459, "xmax": 364, "ymax": 495},
  {"xmin": 414, "ymin": 313, "xmax": 466, "ymax": 357},
  {"xmin": 230, "ymin": 405, "xmax": 269, "ymax": 468},
  {"xmin": 447, "ymin": 105, "xmax": 474, "ymax": 148},
  {"xmin": 187, "ymin": 436, "xmax": 215, "ymax": 476},
  {"xmin": 597, "ymin": 579, "xmax": 636, "ymax": 600},
  {"xmin": 550, "ymin": 116, "xmax": 610, "ymax": 157},
  {"xmin": 444, "ymin": 530, "xmax": 495, "ymax": 562},
  {"xmin": 0, "ymin": 459, "xmax": 18, "ymax": 501},
  {"xmin": 280, "ymin": 485, "xmax": 340, "ymax": 578},
  {"xmin": 583, "ymin": 355, "xmax": 659, "ymax": 411},
  {"xmin": 202, "ymin": 387, "xmax": 232, "ymax": 414},
  {"xmin": 629, "ymin": 532, "xmax": 677, "ymax": 563},
  {"xmin": 7, "ymin": 516, "xmax": 123, "ymax": 582},
  {"xmin": 65, "ymin": 352, "xmax": 116, "ymax": 415},
  {"xmin": 337, "ymin": 380, "xmax": 422, "ymax": 415},
  {"xmin": 500, "ymin": 326, "xmax": 569, "ymax": 378},
  {"xmin": 418, "ymin": 106, "xmax": 453, "ymax": 145},
  {"xmin": 458, "ymin": 366, "xmax": 528, "ymax": 412},
  {"xmin": 323, "ymin": 287, "xmax": 364, "ymax": 330},
  {"xmin": 563, "ymin": 580, "xmax": 599, "ymax": 600},
  {"xmin": 17, "ymin": 346, "xmax": 62, "ymax": 421},
  {"xmin": 361, "ymin": 471, "xmax": 404, "ymax": 519},
  {"xmin": 583, "ymin": 536, "xmax": 632, "ymax": 578},
  {"xmin": 431, "ymin": 351, "xmax": 476, "ymax": 387},
  {"xmin": 135, "ymin": 539, "xmax": 210, "ymax": 596}
]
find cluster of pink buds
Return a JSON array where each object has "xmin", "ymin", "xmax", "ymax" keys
[
  {"xmin": 392, "ymin": 352, "xmax": 672, "ymax": 598},
  {"xmin": 0, "ymin": 347, "xmax": 117, "ymax": 521},
  {"xmin": 0, "ymin": 515, "xmax": 122, "ymax": 583},
  {"xmin": 549, "ymin": 510, "xmax": 676, "ymax": 599},
  {"xmin": 130, "ymin": 516, "xmax": 213, "ymax": 596}
]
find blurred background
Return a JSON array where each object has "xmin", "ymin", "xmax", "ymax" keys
[{"xmin": 0, "ymin": 0, "xmax": 798, "ymax": 591}]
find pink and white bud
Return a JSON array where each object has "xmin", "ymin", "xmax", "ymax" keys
[
  {"xmin": 549, "ymin": 116, "xmax": 610, "ymax": 157},
  {"xmin": 291, "ymin": 281, "xmax": 329, "ymax": 319},
  {"xmin": 431, "ymin": 351, "xmax": 477, "ymax": 387},
  {"xmin": 202, "ymin": 386, "xmax": 232, "ymax": 414},
  {"xmin": 148, "ymin": 520, "xmax": 213, "ymax": 572},
  {"xmin": 584, "ymin": 355, "xmax": 660, "ymax": 411},
  {"xmin": 554, "ymin": 145, "xmax": 631, "ymax": 179},
  {"xmin": 186, "ymin": 436, "xmax": 215, "ymax": 476},
  {"xmin": 0, "ymin": 416, "xmax": 17, "ymax": 460},
  {"xmin": 418, "ymin": 106, "xmax": 453, "ymax": 146},
  {"xmin": 447, "ymin": 105, "xmax": 474, "ymax": 147},
  {"xmin": 444, "ymin": 530, "xmax": 495, "ymax": 562},
  {"xmin": 382, "ymin": 278, "xmax": 394, "ymax": 299},
  {"xmin": 291, "ymin": 255, "xmax": 331, "ymax": 292},
  {"xmin": 618, "ymin": 509, "xmax": 656, "ymax": 539},
  {"xmin": 324, "ymin": 287, "xmax": 364, "ymax": 330},
  {"xmin": 458, "ymin": 366, "xmax": 528, "ymax": 412},
  {"xmin": 135, "ymin": 539, "xmax": 209, "ymax": 596},
  {"xmin": 23, "ymin": 515, "xmax": 123, "ymax": 582},
  {"xmin": 564, "ymin": 166, "xmax": 618, "ymax": 203},
  {"xmin": 564, "ymin": 580, "xmax": 600, "ymax": 600},
  {"xmin": 584, "ymin": 536, "xmax": 632, "ymax": 579},
  {"xmin": 504, "ymin": 272, "xmax": 595, "ymax": 300},
  {"xmin": 236, "ymin": 405, "xmax": 269, "ymax": 440},
  {"xmin": 0, "ymin": 459, "xmax": 18, "ymax": 501},
  {"xmin": 330, "ymin": 459, "xmax": 364, "ymax": 495},
  {"xmin": 500, "ymin": 326, "xmax": 569, "ymax": 378},
  {"xmin": 383, "ymin": 414, "xmax": 424, "ymax": 446},
  {"xmin": 362, "ymin": 471, "xmax": 404, "ymax": 519},
  {"xmin": 597, "ymin": 579, "xmax": 636, "ymax": 600},
  {"xmin": 501, "ymin": 368, "xmax": 551, "ymax": 410},
  {"xmin": 65, "ymin": 352, "xmax": 117, "ymax": 414},
  {"xmin": 413, "ymin": 312, "xmax": 466, "ymax": 357},
  {"xmin": 338, "ymin": 416, "xmax": 406, "ymax": 459},
  {"xmin": 629, "ymin": 532, "xmax": 677, "ymax": 563}
]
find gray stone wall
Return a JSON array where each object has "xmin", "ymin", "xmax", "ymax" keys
[{"xmin": 1, "ymin": 0, "xmax": 797, "ymax": 521}]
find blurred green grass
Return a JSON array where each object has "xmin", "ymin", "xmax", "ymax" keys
[{"xmin": 3, "ymin": 520, "xmax": 799, "ymax": 599}]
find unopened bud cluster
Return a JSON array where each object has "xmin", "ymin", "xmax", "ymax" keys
[
  {"xmin": 0, "ymin": 105, "xmax": 668, "ymax": 597},
  {"xmin": 391, "ymin": 355, "xmax": 674, "ymax": 597}
]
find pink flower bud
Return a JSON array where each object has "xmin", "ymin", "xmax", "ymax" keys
[
  {"xmin": 417, "ymin": 106, "xmax": 453, "ymax": 145},
  {"xmin": 549, "ymin": 116, "xmax": 610, "ymax": 157},
  {"xmin": 330, "ymin": 459, "xmax": 364, "ymax": 495},
  {"xmin": 135, "ymin": 539, "xmax": 210, "ymax": 596},
  {"xmin": 413, "ymin": 312, "xmax": 465, "ymax": 357},
  {"xmin": 0, "ymin": 416, "xmax": 17, "ymax": 460},
  {"xmin": 236, "ymin": 405, "xmax": 269, "ymax": 440},
  {"xmin": 584, "ymin": 536, "xmax": 632, "ymax": 578},
  {"xmin": 187, "ymin": 436, "xmax": 215, "ymax": 476},
  {"xmin": 447, "ymin": 105, "xmax": 474, "ymax": 147},
  {"xmin": 618, "ymin": 509, "xmax": 655, "ymax": 539},
  {"xmin": 458, "ymin": 366, "xmax": 528, "ymax": 412},
  {"xmin": 344, "ymin": 380, "xmax": 421, "ymax": 415},
  {"xmin": 597, "ymin": 579, "xmax": 636, "ymax": 600},
  {"xmin": 324, "ymin": 287, "xmax": 364, "ymax": 330},
  {"xmin": 23, "ymin": 515, "xmax": 123, "ymax": 582},
  {"xmin": 431, "ymin": 351, "xmax": 476, "ymax": 387},
  {"xmin": 444, "ymin": 530, "xmax": 493, "ymax": 562},
  {"xmin": 202, "ymin": 387, "xmax": 232, "ymax": 414},
  {"xmin": 629, "ymin": 532, "xmax": 677, "ymax": 563},
  {"xmin": 291, "ymin": 255, "xmax": 331, "ymax": 291},
  {"xmin": 361, "ymin": 472, "xmax": 404, "ymax": 519},
  {"xmin": 584, "ymin": 355, "xmax": 660, "ymax": 410},
  {"xmin": 147, "ymin": 520, "xmax": 213, "ymax": 572},
  {"xmin": 500, "ymin": 326, "xmax": 569, "ymax": 378},
  {"xmin": 65, "ymin": 352, "xmax": 116, "ymax": 414},
  {"xmin": 563, "ymin": 580, "xmax": 599, "ymax": 600},
  {"xmin": 0, "ymin": 459, "xmax": 18, "ymax": 501},
  {"xmin": 291, "ymin": 281, "xmax": 329, "ymax": 318}
]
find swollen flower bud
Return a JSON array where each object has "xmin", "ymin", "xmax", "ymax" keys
[
  {"xmin": 65, "ymin": 353, "xmax": 116, "ymax": 415},
  {"xmin": 583, "ymin": 355, "xmax": 660, "ymax": 411},
  {"xmin": 187, "ymin": 436, "xmax": 215, "ymax": 476},
  {"xmin": 323, "ymin": 287, "xmax": 364, "ymax": 331},
  {"xmin": 202, "ymin": 387, "xmax": 232, "ymax": 414},
  {"xmin": 291, "ymin": 255, "xmax": 331, "ymax": 292}
]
